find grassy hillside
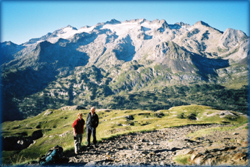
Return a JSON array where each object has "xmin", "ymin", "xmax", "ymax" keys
[
  {"xmin": 3, "ymin": 59, "xmax": 248, "ymax": 122},
  {"xmin": 105, "ymin": 84, "xmax": 248, "ymax": 114},
  {"xmin": 2, "ymin": 105, "xmax": 248, "ymax": 165}
]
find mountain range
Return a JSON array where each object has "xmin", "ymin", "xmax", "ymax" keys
[{"xmin": 1, "ymin": 19, "xmax": 249, "ymax": 121}]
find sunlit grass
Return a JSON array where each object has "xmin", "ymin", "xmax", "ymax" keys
[
  {"xmin": 2, "ymin": 104, "xmax": 248, "ymax": 165},
  {"xmin": 173, "ymin": 154, "xmax": 192, "ymax": 165}
]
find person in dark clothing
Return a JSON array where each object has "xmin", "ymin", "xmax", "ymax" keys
[
  {"xmin": 72, "ymin": 113, "xmax": 85, "ymax": 154},
  {"xmin": 86, "ymin": 107, "xmax": 99, "ymax": 147}
]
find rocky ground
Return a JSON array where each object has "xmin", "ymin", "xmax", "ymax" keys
[{"xmin": 65, "ymin": 124, "xmax": 249, "ymax": 166}]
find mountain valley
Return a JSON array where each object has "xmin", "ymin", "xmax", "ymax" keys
[{"xmin": 1, "ymin": 19, "xmax": 249, "ymax": 121}]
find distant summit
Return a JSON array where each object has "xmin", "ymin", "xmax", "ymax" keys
[
  {"xmin": 195, "ymin": 20, "xmax": 211, "ymax": 27},
  {"xmin": 105, "ymin": 19, "xmax": 121, "ymax": 24},
  {"xmin": 65, "ymin": 25, "xmax": 78, "ymax": 30}
]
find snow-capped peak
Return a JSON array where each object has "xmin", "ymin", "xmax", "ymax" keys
[
  {"xmin": 1, "ymin": 41, "xmax": 15, "ymax": 46},
  {"xmin": 22, "ymin": 24, "xmax": 95, "ymax": 45},
  {"xmin": 105, "ymin": 19, "xmax": 121, "ymax": 25},
  {"xmin": 194, "ymin": 21, "xmax": 211, "ymax": 27},
  {"xmin": 51, "ymin": 25, "xmax": 78, "ymax": 36},
  {"xmin": 65, "ymin": 25, "xmax": 78, "ymax": 30}
]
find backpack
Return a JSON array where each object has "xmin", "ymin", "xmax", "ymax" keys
[{"xmin": 39, "ymin": 145, "xmax": 64, "ymax": 165}]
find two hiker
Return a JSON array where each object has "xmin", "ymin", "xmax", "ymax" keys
[{"xmin": 72, "ymin": 107, "xmax": 99, "ymax": 154}]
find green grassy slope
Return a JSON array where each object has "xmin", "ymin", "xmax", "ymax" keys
[{"xmin": 2, "ymin": 105, "xmax": 248, "ymax": 165}]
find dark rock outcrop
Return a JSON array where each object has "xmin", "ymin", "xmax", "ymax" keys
[{"xmin": 2, "ymin": 130, "xmax": 43, "ymax": 151}]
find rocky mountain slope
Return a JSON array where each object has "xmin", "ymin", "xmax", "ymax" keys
[{"xmin": 1, "ymin": 19, "xmax": 249, "ymax": 121}]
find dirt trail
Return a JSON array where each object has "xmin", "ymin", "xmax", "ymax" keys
[{"xmin": 66, "ymin": 124, "xmax": 248, "ymax": 166}]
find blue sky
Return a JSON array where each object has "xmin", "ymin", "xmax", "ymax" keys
[{"xmin": 1, "ymin": 0, "xmax": 249, "ymax": 44}]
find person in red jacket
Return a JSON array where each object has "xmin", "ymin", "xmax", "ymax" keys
[{"xmin": 72, "ymin": 113, "xmax": 85, "ymax": 154}]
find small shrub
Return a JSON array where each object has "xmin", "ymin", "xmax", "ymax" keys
[
  {"xmin": 224, "ymin": 115, "xmax": 238, "ymax": 121},
  {"xmin": 128, "ymin": 121, "xmax": 135, "ymax": 126},
  {"xmin": 177, "ymin": 113, "xmax": 185, "ymax": 119},
  {"xmin": 187, "ymin": 113, "xmax": 197, "ymax": 120},
  {"xmin": 174, "ymin": 154, "xmax": 191, "ymax": 165},
  {"xmin": 154, "ymin": 112, "xmax": 164, "ymax": 118}
]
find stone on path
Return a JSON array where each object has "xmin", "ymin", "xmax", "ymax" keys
[{"xmin": 67, "ymin": 124, "xmax": 248, "ymax": 166}]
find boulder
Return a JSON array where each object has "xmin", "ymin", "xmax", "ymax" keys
[
  {"xmin": 126, "ymin": 115, "xmax": 134, "ymax": 120},
  {"xmin": 219, "ymin": 111, "xmax": 238, "ymax": 118},
  {"xmin": 32, "ymin": 130, "xmax": 43, "ymax": 140},
  {"xmin": 76, "ymin": 105, "xmax": 86, "ymax": 110},
  {"xmin": 44, "ymin": 110, "xmax": 53, "ymax": 116},
  {"xmin": 2, "ymin": 136, "xmax": 34, "ymax": 151},
  {"xmin": 85, "ymin": 161, "xmax": 96, "ymax": 166},
  {"xmin": 154, "ymin": 112, "xmax": 165, "ymax": 118}
]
